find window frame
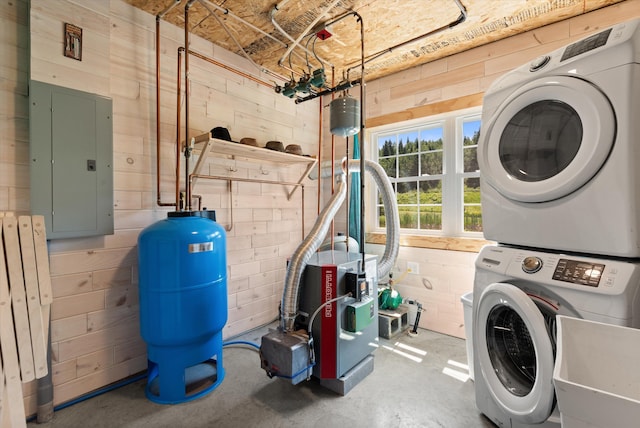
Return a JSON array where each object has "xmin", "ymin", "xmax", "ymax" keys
[{"xmin": 367, "ymin": 106, "xmax": 482, "ymax": 238}]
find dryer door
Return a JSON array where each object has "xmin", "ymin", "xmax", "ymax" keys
[
  {"xmin": 475, "ymin": 282, "xmax": 555, "ymax": 424},
  {"xmin": 479, "ymin": 75, "xmax": 615, "ymax": 202}
]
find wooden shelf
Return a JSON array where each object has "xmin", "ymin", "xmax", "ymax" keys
[
  {"xmin": 191, "ymin": 134, "xmax": 316, "ymax": 166},
  {"xmin": 188, "ymin": 133, "xmax": 317, "ymax": 200}
]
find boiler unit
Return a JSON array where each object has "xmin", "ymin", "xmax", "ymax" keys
[
  {"xmin": 260, "ymin": 158, "xmax": 400, "ymax": 395},
  {"xmin": 261, "ymin": 251, "xmax": 378, "ymax": 394}
]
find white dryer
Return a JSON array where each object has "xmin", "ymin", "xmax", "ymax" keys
[
  {"xmin": 473, "ymin": 245, "xmax": 640, "ymax": 428},
  {"xmin": 478, "ymin": 19, "xmax": 640, "ymax": 257}
]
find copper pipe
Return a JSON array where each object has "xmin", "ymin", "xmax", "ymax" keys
[
  {"xmin": 317, "ymin": 93, "xmax": 322, "ymax": 216},
  {"xmin": 357, "ymin": 11, "xmax": 366, "ymax": 268},
  {"xmin": 190, "ymin": 173, "xmax": 305, "ymax": 234},
  {"xmin": 330, "ymin": 66, "xmax": 335, "ymax": 249},
  {"xmin": 176, "ymin": 47, "xmax": 184, "ymax": 209},
  {"xmin": 185, "ymin": 1, "xmax": 194, "ymax": 210},
  {"xmin": 187, "ymin": 49, "xmax": 273, "ymax": 88},
  {"xmin": 190, "ymin": 173, "xmax": 304, "ymax": 188},
  {"xmin": 155, "ymin": 15, "xmax": 177, "ymax": 207},
  {"xmin": 227, "ymin": 180, "xmax": 233, "ymax": 232}
]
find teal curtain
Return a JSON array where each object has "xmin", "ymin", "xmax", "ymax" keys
[{"xmin": 349, "ymin": 134, "xmax": 361, "ymax": 247}]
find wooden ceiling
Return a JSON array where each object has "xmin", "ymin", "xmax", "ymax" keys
[{"xmin": 125, "ymin": 0, "xmax": 625, "ymax": 83}]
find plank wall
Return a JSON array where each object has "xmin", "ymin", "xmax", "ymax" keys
[
  {"xmin": 3, "ymin": 0, "xmax": 320, "ymax": 415},
  {"xmin": 1, "ymin": 0, "xmax": 639, "ymax": 416}
]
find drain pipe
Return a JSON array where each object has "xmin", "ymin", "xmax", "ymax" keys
[{"xmin": 36, "ymin": 311, "xmax": 53, "ymax": 423}]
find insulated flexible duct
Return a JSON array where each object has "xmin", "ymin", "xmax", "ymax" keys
[
  {"xmin": 347, "ymin": 159, "xmax": 399, "ymax": 280},
  {"xmin": 281, "ymin": 159, "xmax": 400, "ymax": 331},
  {"xmin": 281, "ymin": 172, "xmax": 348, "ymax": 331}
]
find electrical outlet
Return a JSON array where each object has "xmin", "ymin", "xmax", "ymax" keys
[{"xmin": 407, "ymin": 261, "xmax": 419, "ymax": 275}]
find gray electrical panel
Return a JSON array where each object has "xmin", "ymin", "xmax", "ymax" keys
[{"xmin": 30, "ymin": 80, "xmax": 114, "ymax": 239}]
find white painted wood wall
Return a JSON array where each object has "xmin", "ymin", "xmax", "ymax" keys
[{"xmin": 1, "ymin": 0, "xmax": 639, "ymax": 416}]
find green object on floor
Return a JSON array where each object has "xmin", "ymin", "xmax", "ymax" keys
[{"xmin": 379, "ymin": 288, "xmax": 402, "ymax": 310}]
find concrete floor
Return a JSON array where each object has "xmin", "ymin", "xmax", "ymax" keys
[{"xmin": 28, "ymin": 323, "xmax": 495, "ymax": 428}]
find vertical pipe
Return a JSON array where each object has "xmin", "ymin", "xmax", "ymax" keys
[
  {"xmin": 155, "ymin": 15, "xmax": 177, "ymax": 207},
  {"xmin": 330, "ymin": 66, "xmax": 335, "ymax": 248},
  {"xmin": 36, "ymin": 312, "xmax": 53, "ymax": 423},
  {"xmin": 357, "ymin": 13, "xmax": 366, "ymax": 268},
  {"xmin": 176, "ymin": 48, "xmax": 184, "ymax": 210},
  {"xmin": 345, "ymin": 135, "xmax": 350, "ymax": 251},
  {"xmin": 317, "ymin": 98, "xmax": 322, "ymax": 216},
  {"xmin": 302, "ymin": 185, "xmax": 305, "ymax": 240},
  {"xmin": 184, "ymin": 1, "xmax": 193, "ymax": 210}
]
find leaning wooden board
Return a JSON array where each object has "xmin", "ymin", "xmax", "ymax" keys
[
  {"xmin": 32, "ymin": 215, "xmax": 53, "ymax": 306},
  {"xmin": 0, "ymin": 218, "xmax": 27, "ymax": 427},
  {"xmin": 0, "ymin": 213, "xmax": 52, "ymax": 427},
  {"xmin": 18, "ymin": 216, "xmax": 48, "ymax": 379},
  {"xmin": 2, "ymin": 217, "xmax": 35, "ymax": 382}
]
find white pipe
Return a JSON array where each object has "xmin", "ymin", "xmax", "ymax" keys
[
  {"xmin": 277, "ymin": 0, "xmax": 341, "ymax": 67},
  {"xmin": 200, "ymin": 1, "xmax": 279, "ymax": 79},
  {"xmin": 201, "ymin": 0, "xmax": 287, "ymax": 49},
  {"xmin": 270, "ymin": 4, "xmax": 333, "ymax": 68}
]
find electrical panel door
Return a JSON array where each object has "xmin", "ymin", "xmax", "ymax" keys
[{"xmin": 30, "ymin": 80, "xmax": 113, "ymax": 239}]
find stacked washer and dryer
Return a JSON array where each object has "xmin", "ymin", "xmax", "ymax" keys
[{"xmin": 473, "ymin": 19, "xmax": 640, "ymax": 428}]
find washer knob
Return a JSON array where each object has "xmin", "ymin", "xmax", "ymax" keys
[
  {"xmin": 529, "ymin": 55, "xmax": 550, "ymax": 71},
  {"xmin": 522, "ymin": 256, "xmax": 543, "ymax": 273}
]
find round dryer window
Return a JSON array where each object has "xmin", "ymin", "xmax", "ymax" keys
[{"xmin": 479, "ymin": 76, "xmax": 615, "ymax": 202}]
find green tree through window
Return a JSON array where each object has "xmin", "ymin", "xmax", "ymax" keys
[{"xmin": 372, "ymin": 110, "xmax": 482, "ymax": 236}]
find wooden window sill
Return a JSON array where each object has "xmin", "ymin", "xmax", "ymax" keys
[{"xmin": 366, "ymin": 232, "xmax": 493, "ymax": 253}]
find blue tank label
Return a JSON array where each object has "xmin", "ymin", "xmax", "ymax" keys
[{"xmin": 188, "ymin": 242, "xmax": 214, "ymax": 253}]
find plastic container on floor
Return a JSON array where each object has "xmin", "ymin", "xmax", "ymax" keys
[
  {"xmin": 553, "ymin": 315, "xmax": 640, "ymax": 428},
  {"xmin": 460, "ymin": 291, "xmax": 474, "ymax": 381}
]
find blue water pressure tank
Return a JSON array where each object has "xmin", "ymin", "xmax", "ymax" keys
[{"xmin": 138, "ymin": 210, "xmax": 227, "ymax": 404}]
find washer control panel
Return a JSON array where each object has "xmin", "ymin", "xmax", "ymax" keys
[{"xmin": 552, "ymin": 259, "xmax": 605, "ymax": 287}]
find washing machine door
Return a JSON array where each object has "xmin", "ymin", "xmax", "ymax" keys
[
  {"xmin": 479, "ymin": 75, "xmax": 615, "ymax": 202},
  {"xmin": 475, "ymin": 282, "xmax": 555, "ymax": 424}
]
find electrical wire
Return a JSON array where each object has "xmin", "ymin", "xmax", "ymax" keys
[
  {"xmin": 306, "ymin": 293, "xmax": 352, "ymax": 336},
  {"xmin": 223, "ymin": 340, "xmax": 260, "ymax": 351}
]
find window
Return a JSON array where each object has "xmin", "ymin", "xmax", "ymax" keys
[{"xmin": 370, "ymin": 108, "xmax": 482, "ymax": 237}]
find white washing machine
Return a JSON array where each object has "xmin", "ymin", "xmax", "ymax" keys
[
  {"xmin": 473, "ymin": 245, "xmax": 640, "ymax": 428},
  {"xmin": 478, "ymin": 19, "xmax": 640, "ymax": 257}
]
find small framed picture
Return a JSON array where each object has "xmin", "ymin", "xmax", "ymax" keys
[{"xmin": 64, "ymin": 23, "xmax": 82, "ymax": 61}]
